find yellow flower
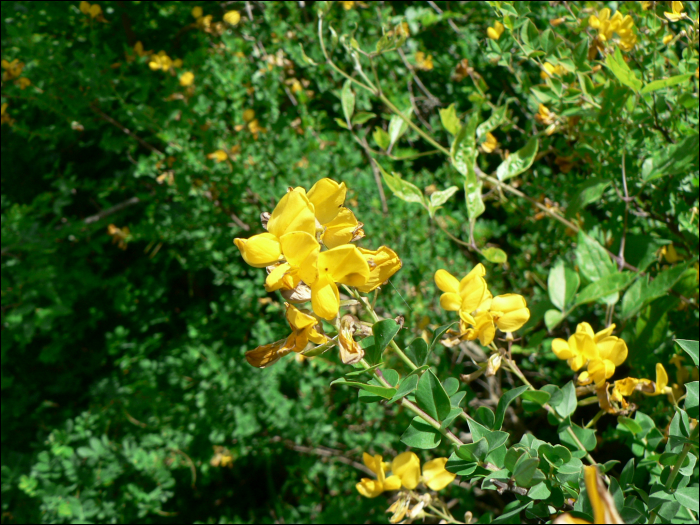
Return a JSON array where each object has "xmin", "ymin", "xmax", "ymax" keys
[
  {"xmin": 179, "ymin": 71, "xmax": 194, "ymax": 87},
  {"xmin": 550, "ymin": 17, "xmax": 566, "ymax": 27},
  {"xmin": 480, "ymin": 132, "xmax": 499, "ymax": 153},
  {"xmin": 88, "ymin": 3, "xmax": 101, "ymax": 19},
  {"xmin": 307, "ymin": 177, "xmax": 347, "ymax": 225},
  {"xmin": 589, "ymin": 8, "xmax": 618, "ymax": 42},
  {"xmin": 191, "ymin": 6, "xmax": 203, "ymax": 19},
  {"xmin": 392, "ymin": 452, "xmax": 421, "ymax": 489},
  {"xmin": 149, "ymin": 51, "xmax": 173, "ymax": 71},
  {"xmin": 640, "ymin": 363, "xmax": 671, "ymax": 396},
  {"xmin": 355, "ymin": 246, "xmax": 402, "ymax": 293},
  {"xmin": 490, "ymin": 294, "xmax": 530, "ymax": 332},
  {"xmin": 415, "ymin": 52, "xmax": 434, "ymax": 71},
  {"xmin": 356, "ymin": 453, "xmax": 402, "ymax": 498},
  {"xmin": 207, "ymin": 150, "xmax": 228, "ymax": 163},
  {"xmin": 243, "ymin": 108, "xmax": 256, "ymax": 122},
  {"xmin": 553, "ymin": 466, "xmax": 624, "ymax": 524},
  {"xmin": 422, "ymin": 457, "xmax": 456, "ymax": 491},
  {"xmin": 640, "ymin": 1, "xmax": 653, "ymax": 9},
  {"xmin": 2, "ymin": 58, "xmax": 25, "ymax": 79},
  {"xmin": 434, "ymin": 265, "xmax": 487, "ymax": 314},
  {"xmin": 245, "ymin": 303, "xmax": 327, "ymax": 368},
  {"xmin": 235, "ymin": 187, "xmax": 316, "ymax": 268},
  {"xmin": 172, "ymin": 58, "xmax": 183, "ymax": 69},
  {"xmin": 487, "ymin": 21, "xmax": 505, "ymax": 40},
  {"xmin": 552, "ymin": 332, "xmax": 597, "ymax": 372},
  {"xmin": 223, "ymin": 10, "xmax": 241, "ymax": 25},
  {"xmin": 340, "ymin": 1, "xmax": 356, "ymax": 10},
  {"xmin": 133, "ymin": 41, "xmax": 148, "ymax": 57},
  {"xmin": 321, "ymin": 208, "xmax": 364, "ymax": 248},
  {"xmin": 616, "ymin": 15, "xmax": 638, "ymax": 51},
  {"xmin": 541, "ymin": 62, "xmax": 566, "ymax": 80},
  {"xmin": 665, "ymin": 1, "xmax": 685, "ymax": 21},
  {"xmin": 107, "ymin": 224, "xmax": 130, "ymax": 250},
  {"xmin": 16, "ymin": 77, "xmax": 31, "ymax": 89},
  {"xmin": 534, "ymin": 104, "xmax": 556, "ymax": 126},
  {"xmin": 462, "ymin": 309, "xmax": 497, "ymax": 346},
  {"xmin": 79, "ymin": 1, "xmax": 90, "ymax": 14},
  {"xmin": 0, "ymin": 103, "xmax": 14, "ymax": 126},
  {"xmin": 663, "ymin": 34, "xmax": 675, "ymax": 45}
]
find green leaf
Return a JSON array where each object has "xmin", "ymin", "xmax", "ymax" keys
[
  {"xmin": 555, "ymin": 382, "xmax": 577, "ymax": 418},
  {"xmin": 439, "ymin": 103, "xmax": 461, "ymax": 135},
  {"xmin": 401, "ymin": 417, "xmax": 442, "ymax": 449},
  {"xmin": 496, "ymin": 137, "xmax": 538, "ymax": 181},
  {"xmin": 429, "ymin": 186, "xmax": 459, "ymax": 208},
  {"xmin": 521, "ymin": 390, "xmax": 551, "ymax": 406},
  {"xmin": 541, "ymin": 385, "xmax": 563, "ymax": 407},
  {"xmin": 482, "ymin": 247, "xmax": 507, "ymax": 264},
  {"xmin": 565, "ymin": 179, "xmax": 611, "ymax": 218},
  {"xmin": 388, "ymin": 107, "xmax": 413, "ymax": 150},
  {"xmin": 440, "ymin": 408, "xmax": 463, "ymax": 429},
  {"xmin": 575, "ymin": 231, "xmax": 616, "ymax": 282},
  {"xmin": 464, "ymin": 178, "xmax": 485, "ymax": 222},
  {"xmin": 539, "ymin": 443, "xmax": 572, "ymax": 468},
  {"xmin": 605, "ymin": 46, "xmax": 642, "ymax": 92},
  {"xmin": 416, "ymin": 369, "xmax": 452, "ymax": 421},
  {"xmin": 329, "ymin": 378, "xmax": 396, "ymax": 399},
  {"xmin": 373, "ymin": 127, "xmax": 390, "ymax": 150},
  {"xmin": 429, "ymin": 323, "xmax": 456, "ymax": 353},
  {"xmin": 476, "ymin": 105, "xmax": 507, "ymax": 138},
  {"xmin": 443, "ymin": 377, "xmax": 460, "ymax": 396},
  {"xmin": 544, "ymin": 309, "xmax": 565, "ymax": 331},
  {"xmin": 685, "ymin": 381, "xmax": 698, "ymax": 419},
  {"xmin": 620, "ymin": 459, "xmax": 635, "ymax": 487},
  {"xmin": 341, "ymin": 80, "xmax": 355, "ymax": 128},
  {"xmin": 621, "ymin": 262, "xmax": 691, "ymax": 319},
  {"xmin": 673, "ymin": 486, "xmax": 700, "ymax": 513},
  {"xmin": 372, "ymin": 319, "xmax": 401, "ymax": 363},
  {"xmin": 559, "ymin": 419, "xmax": 597, "ymax": 451},
  {"xmin": 557, "ymin": 457, "xmax": 584, "ymax": 476},
  {"xmin": 574, "ymin": 272, "xmax": 636, "ymax": 306},
  {"xmin": 475, "ymin": 406, "xmax": 496, "ymax": 429},
  {"xmin": 513, "ymin": 457, "xmax": 539, "ymax": 487},
  {"xmin": 456, "ymin": 438, "xmax": 489, "ymax": 463},
  {"xmin": 642, "ymin": 133, "xmax": 699, "ymax": 182},
  {"xmin": 445, "ymin": 453, "xmax": 479, "ymax": 476},
  {"xmin": 451, "ymin": 111, "xmax": 479, "ymax": 178},
  {"xmin": 468, "ymin": 420, "xmax": 509, "ymax": 454},
  {"xmin": 334, "ymin": 117, "xmax": 349, "ymax": 129},
  {"xmin": 494, "ymin": 385, "xmax": 529, "ymax": 430},
  {"xmin": 618, "ymin": 416, "xmax": 643, "ymax": 435},
  {"xmin": 528, "ymin": 481, "xmax": 551, "ymax": 500},
  {"xmin": 676, "ymin": 340, "xmax": 699, "ymax": 367},
  {"xmin": 405, "ymin": 337, "xmax": 429, "ymax": 366},
  {"xmin": 641, "ymin": 73, "xmax": 694, "ymax": 94},
  {"xmin": 520, "ymin": 19, "xmax": 539, "ymax": 49},
  {"xmin": 351, "ymin": 111, "xmax": 376, "ymax": 125},
  {"xmin": 377, "ymin": 163, "xmax": 427, "ymax": 208},
  {"xmin": 389, "ymin": 374, "xmax": 420, "ymax": 403},
  {"xmin": 548, "ymin": 260, "xmax": 580, "ymax": 310},
  {"xmin": 344, "ymin": 361, "xmax": 384, "ymax": 378}
]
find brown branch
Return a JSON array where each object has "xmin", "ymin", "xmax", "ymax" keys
[
  {"xmin": 91, "ymin": 105, "xmax": 163, "ymax": 155},
  {"xmin": 83, "ymin": 197, "xmax": 141, "ymax": 224}
]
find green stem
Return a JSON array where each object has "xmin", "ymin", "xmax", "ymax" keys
[{"xmin": 665, "ymin": 423, "xmax": 700, "ymax": 492}]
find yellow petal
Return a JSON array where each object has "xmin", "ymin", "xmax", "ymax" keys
[
  {"xmin": 179, "ymin": 71, "xmax": 194, "ymax": 86},
  {"xmin": 383, "ymin": 475, "xmax": 402, "ymax": 492},
  {"xmin": 265, "ymin": 263, "xmax": 296, "ymax": 292},
  {"xmin": 460, "ymin": 276, "xmax": 487, "ymax": 313},
  {"xmin": 422, "ymin": 458, "xmax": 456, "ymax": 491},
  {"xmin": 392, "ymin": 452, "xmax": 421, "ymax": 490},
  {"xmin": 321, "ymin": 207, "xmax": 359, "ymax": 249},
  {"xmin": 319, "ymin": 245, "xmax": 370, "ymax": 287},
  {"xmin": 577, "ymin": 370, "xmax": 593, "ymax": 385},
  {"xmin": 267, "ymin": 188, "xmax": 316, "ymax": 238},
  {"xmin": 310, "ymin": 273, "xmax": 340, "ymax": 320},
  {"xmin": 593, "ymin": 323, "xmax": 615, "ymax": 342},
  {"xmin": 440, "ymin": 292, "xmax": 462, "ymax": 311},
  {"xmin": 589, "ymin": 15, "xmax": 601, "ymax": 29},
  {"xmin": 234, "ymin": 233, "xmax": 281, "ymax": 268},
  {"xmin": 307, "ymin": 178, "xmax": 347, "ymax": 225},
  {"xmin": 223, "ymin": 10, "xmax": 241, "ymax": 25},
  {"xmin": 487, "ymin": 27, "xmax": 501, "ymax": 40},
  {"xmin": 191, "ymin": 6, "xmax": 203, "ymax": 18},
  {"xmin": 355, "ymin": 246, "xmax": 402, "ymax": 293},
  {"xmin": 459, "ymin": 263, "xmax": 486, "ymax": 291},
  {"xmin": 575, "ymin": 322, "xmax": 595, "ymax": 338},
  {"xmin": 569, "ymin": 354, "xmax": 586, "ymax": 372},
  {"xmin": 356, "ymin": 478, "xmax": 384, "ymax": 498},
  {"xmin": 656, "ymin": 363, "xmax": 669, "ymax": 392},
  {"xmin": 614, "ymin": 377, "xmax": 640, "ymax": 397},
  {"xmin": 475, "ymin": 311, "xmax": 496, "ymax": 346},
  {"xmin": 588, "ymin": 359, "xmax": 615, "ymax": 387},
  {"xmin": 286, "ymin": 304, "xmax": 318, "ymax": 331},
  {"xmin": 494, "ymin": 307, "xmax": 530, "ymax": 332},
  {"xmin": 435, "ymin": 269, "xmax": 459, "ymax": 294},
  {"xmin": 491, "ymin": 294, "xmax": 530, "ymax": 332},
  {"xmin": 584, "ymin": 465, "xmax": 625, "ymax": 524},
  {"xmin": 279, "ymin": 231, "xmax": 319, "ymax": 267},
  {"xmin": 245, "ymin": 335, "xmax": 295, "ymax": 368},
  {"xmin": 80, "ymin": 1, "xmax": 91, "ymax": 15},
  {"xmin": 338, "ymin": 315, "xmax": 364, "ymax": 364},
  {"xmin": 552, "ymin": 338, "xmax": 573, "ymax": 360},
  {"xmin": 363, "ymin": 452, "xmax": 382, "ymax": 475},
  {"xmin": 570, "ymin": 332, "xmax": 598, "ymax": 360},
  {"xmin": 597, "ymin": 337, "xmax": 628, "ymax": 366}
]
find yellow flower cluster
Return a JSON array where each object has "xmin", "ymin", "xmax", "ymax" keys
[
  {"xmin": 414, "ymin": 52, "xmax": 434, "ymax": 71},
  {"xmin": 436, "ymin": 264, "xmax": 530, "ymax": 347},
  {"xmin": 234, "ymin": 109, "xmax": 266, "ymax": 139},
  {"xmin": 588, "ymin": 8, "xmax": 637, "ymax": 52},
  {"xmin": 79, "ymin": 1, "xmax": 106, "ymax": 21},
  {"xmin": 149, "ymin": 51, "xmax": 183, "ymax": 72},
  {"xmin": 1, "ymin": 103, "xmax": 14, "ymax": 126},
  {"xmin": 236, "ymin": 178, "xmax": 401, "ymax": 365},
  {"xmin": 107, "ymin": 224, "xmax": 130, "ymax": 250},
  {"xmin": 664, "ymin": 1, "xmax": 686, "ymax": 22},
  {"xmin": 356, "ymin": 452, "xmax": 455, "ymax": 499},
  {"xmin": 487, "ymin": 21, "xmax": 505, "ymax": 41},
  {"xmin": 2, "ymin": 58, "xmax": 31, "ymax": 89},
  {"xmin": 552, "ymin": 322, "xmax": 628, "ymax": 387}
]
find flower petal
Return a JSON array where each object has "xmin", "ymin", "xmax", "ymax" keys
[
  {"xmin": 655, "ymin": 363, "xmax": 669, "ymax": 392},
  {"xmin": 265, "ymin": 263, "xmax": 297, "ymax": 292},
  {"xmin": 234, "ymin": 233, "xmax": 281, "ymax": 268},
  {"xmin": 576, "ymin": 322, "xmax": 596, "ymax": 339},
  {"xmin": 597, "ymin": 336, "xmax": 628, "ymax": 366},
  {"xmin": 307, "ymin": 178, "xmax": 347, "ymax": 225},
  {"xmin": 279, "ymin": 231, "xmax": 320, "ymax": 267},
  {"xmin": 458, "ymin": 263, "xmax": 486, "ymax": 292},
  {"xmin": 422, "ymin": 458, "xmax": 456, "ymax": 491},
  {"xmin": 552, "ymin": 338, "xmax": 573, "ymax": 360},
  {"xmin": 383, "ymin": 475, "xmax": 402, "ymax": 492},
  {"xmin": 319, "ymin": 245, "xmax": 370, "ymax": 287},
  {"xmin": 460, "ymin": 276, "xmax": 487, "ymax": 313},
  {"xmin": 356, "ymin": 478, "xmax": 383, "ymax": 498},
  {"xmin": 286, "ymin": 304, "xmax": 318, "ymax": 331},
  {"xmin": 440, "ymin": 292, "xmax": 462, "ymax": 311},
  {"xmin": 495, "ymin": 307, "xmax": 530, "ymax": 332},
  {"xmin": 321, "ymin": 207, "xmax": 358, "ymax": 248},
  {"xmin": 355, "ymin": 246, "xmax": 402, "ymax": 293},
  {"xmin": 435, "ymin": 269, "xmax": 459, "ymax": 294},
  {"xmin": 571, "ymin": 332, "xmax": 598, "ymax": 360},
  {"xmin": 310, "ymin": 273, "xmax": 340, "ymax": 320},
  {"xmin": 245, "ymin": 335, "xmax": 296, "ymax": 368},
  {"xmin": 267, "ymin": 188, "xmax": 316, "ymax": 238},
  {"xmin": 392, "ymin": 452, "xmax": 421, "ymax": 490}
]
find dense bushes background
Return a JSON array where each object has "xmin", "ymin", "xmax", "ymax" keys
[{"xmin": 2, "ymin": 1, "xmax": 698, "ymax": 523}]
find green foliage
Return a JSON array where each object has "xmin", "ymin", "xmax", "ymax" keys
[{"xmin": 2, "ymin": 0, "xmax": 699, "ymax": 523}]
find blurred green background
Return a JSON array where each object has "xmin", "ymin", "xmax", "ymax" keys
[{"xmin": 2, "ymin": 1, "xmax": 698, "ymax": 523}]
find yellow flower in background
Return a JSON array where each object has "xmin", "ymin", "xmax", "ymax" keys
[
  {"xmin": 16, "ymin": 77, "xmax": 31, "ymax": 89},
  {"xmin": 191, "ymin": 6, "xmax": 203, "ymax": 19},
  {"xmin": 552, "ymin": 331, "xmax": 597, "ymax": 372},
  {"xmin": 422, "ymin": 457, "xmax": 456, "ymax": 491},
  {"xmin": 589, "ymin": 8, "xmax": 618, "ymax": 42},
  {"xmin": 663, "ymin": 34, "xmax": 675, "ymax": 45},
  {"xmin": 207, "ymin": 150, "xmax": 228, "ymax": 163},
  {"xmin": 534, "ymin": 104, "xmax": 556, "ymax": 126},
  {"xmin": 616, "ymin": 15, "xmax": 638, "ymax": 51},
  {"xmin": 487, "ymin": 21, "xmax": 504, "ymax": 40},
  {"xmin": 356, "ymin": 453, "xmax": 402, "ymax": 498},
  {"xmin": 541, "ymin": 62, "xmax": 566, "ymax": 80},
  {"xmin": 179, "ymin": 71, "xmax": 194, "ymax": 87},
  {"xmin": 480, "ymin": 132, "xmax": 499, "ymax": 153},
  {"xmin": 245, "ymin": 303, "xmax": 327, "ymax": 368},
  {"xmin": 79, "ymin": 1, "xmax": 90, "ymax": 14},
  {"xmin": 435, "ymin": 264, "xmax": 487, "ymax": 314},
  {"xmin": 392, "ymin": 452, "xmax": 421, "ymax": 490},
  {"xmin": 243, "ymin": 108, "xmax": 256, "ymax": 122},
  {"xmin": 490, "ymin": 294, "xmax": 530, "ymax": 333},
  {"xmin": 415, "ymin": 52, "xmax": 434, "ymax": 71},
  {"xmin": 223, "ymin": 10, "xmax": 241, "ymax": 25},
  {"xmin": 149, "ymin": 51, "xmax": 174, "ymax": 71},
  {"xmin": 1, "ymin": 103, "xmax": 15, "ymax": 126},
  {"xmin": 2, "ymin": 58, "xmax": 24, "ymax": 79},
  {"xmin": 640, "ymin": 363, "xmax": 671, "ymax": 396},
  {"xmin": 665, "ymin": 1, "xmax": 685, "ymax": 21},
  {"xmin": 107, "ymin": 224, "xmax": 130, "ymax": 250}
]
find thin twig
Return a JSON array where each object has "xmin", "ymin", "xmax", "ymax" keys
[
  {"xmin": 357, "ymin": 135, "xmax": 389, "ymax": 213},
  {"xmin": 83, "ymin": 197, "xmax": 141, "ymax": 224}
]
